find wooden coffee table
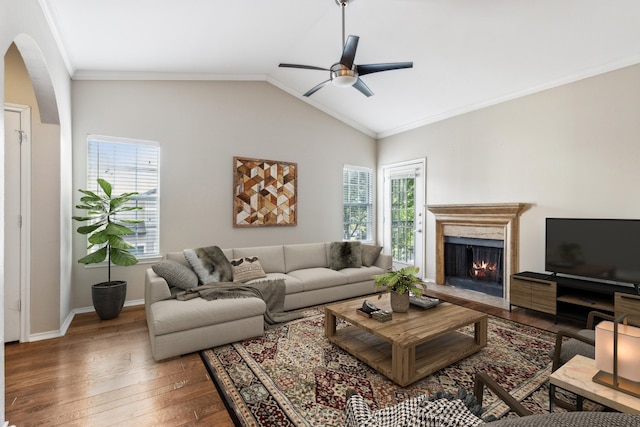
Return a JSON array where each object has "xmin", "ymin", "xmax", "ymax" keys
[{"xmin": 324, "ymin": 296, "xmax": 488, "ymax": 386}]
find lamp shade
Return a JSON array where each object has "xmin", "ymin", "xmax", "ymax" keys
[{"xmin": 595, "ymin": 320, "xmax": 640, "ymax": 382}]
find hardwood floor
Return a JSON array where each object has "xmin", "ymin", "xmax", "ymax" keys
[
  {"xmin": 4, "ymin": 294, "xmax": 583, "ymax": 426},
  {"xmin": 5, "ymin": 306, "xmax": 235, "ymax": 427}
]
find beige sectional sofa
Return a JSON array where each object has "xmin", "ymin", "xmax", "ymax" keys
[{"xmin": 145, "ymin": 242, "xmax": 392, "ymax": 360}]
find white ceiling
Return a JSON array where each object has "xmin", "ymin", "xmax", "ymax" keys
[{"xmin": 41, "ymin": 0, "xmax": 640, "ymax": 138}]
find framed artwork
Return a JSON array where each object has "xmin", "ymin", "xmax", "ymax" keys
[{"xmin": 233, "ymin": 156, "xmax": 297, "ymax": 227}]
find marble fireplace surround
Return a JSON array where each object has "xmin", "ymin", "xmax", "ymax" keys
[{"xmin": 427, "ymin": 203, "xmax": 529, "ymax": 301}]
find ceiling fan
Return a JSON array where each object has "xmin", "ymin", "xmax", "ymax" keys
[{"xmin": 279, "ymin": 0, "xmax": 413, "ymax": 97}]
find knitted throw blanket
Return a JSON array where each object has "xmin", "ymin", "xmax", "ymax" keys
[{"xmin": 171, "ymin": 278, "xmax": 302, "ymax": 325}]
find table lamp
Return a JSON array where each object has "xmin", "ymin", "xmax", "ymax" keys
[{"xmin": 593, "ymin": 313, "xmax": 640, "ymax": 398}]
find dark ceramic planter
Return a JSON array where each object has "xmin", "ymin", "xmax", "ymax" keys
[{"xmin": 92, "ymin": 280, "xmax": 127, "ymax": 320}]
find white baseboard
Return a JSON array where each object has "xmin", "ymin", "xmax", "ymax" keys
[{"xmin": 27, "ymin": 299, "xmax": 145, "ymax": 342}]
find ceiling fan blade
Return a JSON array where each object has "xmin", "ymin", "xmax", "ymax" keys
[
  {"xmin": 352, "ymin": 78, "xmax": 373, "ymax": 97},
  {"xmin": 279, "ymin": 63, "xmax": 329, "ymax": 71},
  {"xmin": 339, "ymin": 35, "xmax": 359, "ymax": 68},
  {"xmin": 303, "ymin": 80, "xmax": 331, "ymax": 97},
  {"xmin": 357, "ymin": 62, "xmax": 413, "ymax": 76}
]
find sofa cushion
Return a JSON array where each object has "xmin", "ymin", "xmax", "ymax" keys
[
  {"xmin": 166, "ymin": 252, "xmax": 191, "ymax": 267},
  {"xmin": 287, "ymin": 268, "xmax": 348, "ymax": 291},
  {"xmin": 151, "ymin": 260, "xmax": 199, "ymax": 290},
  {"xmin": 361, "ymin": 244, "xmax": 383, "ymax": 267},
  {"xmin": 340, "ymin": 265, "xmax": 385, "ymax": 283},
  {"xmin": 149, "ymin": 297, "xmax": 266, "ymax": 336},
  {"xmin": 328, "ymin": 241, "xmax": 362, "ymax": 270},
  {"xmin": 184, "ymin": 246, "xmax": 233, "ymax": 284},
  {"xmin": 233, "ymin": 245, "xmax": 285, "ymax": 274},
  {"xmin": 284, "ymin": 243, "xmax": 327, "ymax": 272},
  {"xmin": 230, "ymin": 257, "xmax": 267, "ymax": 282},
  {"xmin": 246, "ymin": 272, "xmax": 304, "ymax": 294}
]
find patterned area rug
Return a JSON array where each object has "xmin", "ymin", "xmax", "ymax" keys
[{"xmin": 201, "ymin": 306, "xmax": 557, "ymax": 427}]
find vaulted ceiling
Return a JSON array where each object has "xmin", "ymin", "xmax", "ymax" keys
[{"xmin": 41, "ymin": 0, "xmax": 640, "ymax": 138}]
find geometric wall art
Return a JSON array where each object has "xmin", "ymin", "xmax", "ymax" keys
[{"xmin": 233, "ymin": 156, "xmax": 297, "ymax": 227}]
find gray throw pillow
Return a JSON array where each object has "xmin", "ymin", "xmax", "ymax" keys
[
  {"xmin": 184, "ymin": 246, "xmax": 233, "ymax": 284},
  {"xmin": 361, "ymin": 244, "xmax": 382, "ymax": 267},
  {"xmin": 328, "ymin": 241, "xmax": 362, "ymax": 270},
  {"xmin": 152, "ymin": 260, "xmax": 199, "ymax": 290}
]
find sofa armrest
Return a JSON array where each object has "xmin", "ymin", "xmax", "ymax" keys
[
  {"xmin": 145, "ymin": 268, "xmax": 172, "ymax": 306},
  {"xmin": 373, "ymin": 253, "xmax": 392, "ymax": 271}
]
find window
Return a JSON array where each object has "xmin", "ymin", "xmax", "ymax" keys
[
  {"xmin": 343, "ymin": 165, "xmax": 373, "ymax": 242},
  {"xmin": 87, "ymin": 135, "xmax": 160, "ymax": 258}
]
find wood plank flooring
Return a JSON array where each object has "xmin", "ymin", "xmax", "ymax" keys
[
  {"xmin": 5, "ymin": 306, "xmax": 235, "ymax": 427},
  {"xmin": 4, "ymin": 293, "xmax": 582, "ymax": 426}
]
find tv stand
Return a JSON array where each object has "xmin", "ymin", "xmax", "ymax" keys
[{"xmin": 510, "ymin": 272, "xmax": 637, "ymax": 323}]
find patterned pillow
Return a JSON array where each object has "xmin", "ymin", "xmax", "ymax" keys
[
  {"xmin": 151, "ymin": 260, "xmax": 199, "ymax": 290},
  {"xmin": 230, "ymin": 257, "xmax": 267, "ymax": 283},
  {"xmin": 361, "ymin": 244, "xmax": 383, "ymax": 267},
  {"xmin": 328, "ymin": 241, "xmax": 362, "ymax": 270}
]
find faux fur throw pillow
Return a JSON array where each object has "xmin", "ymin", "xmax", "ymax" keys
[
  {"xmin": 230, "ymin": 256, "xmax": 267, "ymax": 283},
  {"xmin": 184, "ymin": 246, "xmax": 233, "ymax": 284},
  {"xmin": 328, "ymin": 241, "xmax": 362, "ymax": 270}
]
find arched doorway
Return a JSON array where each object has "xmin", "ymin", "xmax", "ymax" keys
[{"xmin": 4, "ymin": 38, "xmax": 61, "ymax": 343}]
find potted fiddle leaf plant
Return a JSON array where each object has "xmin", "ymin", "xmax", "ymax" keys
[
  {"xmin": 73, "ymin": 178, "xmax": 143, "ymax": 320},
  {"xmin": 373, "ymin": 266, "xmax": 425, "ymax": 313}
]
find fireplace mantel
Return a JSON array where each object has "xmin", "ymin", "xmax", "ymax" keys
[{"xmin": 427, "ymin": 203, "xmax": 529, "ymax": 295}]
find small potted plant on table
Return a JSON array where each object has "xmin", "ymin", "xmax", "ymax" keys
[
  {"xmin": 73, "ymin": 178, "xmax": 143, "ymax": 320},
  {"xmin": 373, "ymin": 266, "xmax": 425, "ymax": 312}
]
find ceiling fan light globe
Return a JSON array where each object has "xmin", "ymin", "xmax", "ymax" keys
[{"xmin": 331, "ymin": 69, "xmax": 358, "ymax": 87}]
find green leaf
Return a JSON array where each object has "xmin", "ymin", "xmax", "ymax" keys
[
  {"xmin": 88, "ymin": 230, "xmax": 109, "ymax": 244},
  {"xmin": 77, "ymin": 247, "xmax": 108, "ymax": 264},
  {"xmin": 110, "ymin": 248, "xmax": 138, "ymax": 266},
  {"xmin": 110, "ymin": 194, "xmax": 138, "ymax": 211},
  {"xmin": 117, "ymin": 219, "xmax": 144, "ymax": 225},
  {"xmin": 117, "ymin": 206, "xmax": 143, "ymax": 212},
  {"xmin": 79, "ymin": 195, "xmax": 102, "ymax": 204},
  {"xmin": 76, "ymin": 224, "xmax": 104, "ymax": 235},
  {"xmin": 98, "ymin": 178, "xmax": 112, "ymax": 197},
  {"xmin": 105, "ymin": 222, "xmax": 133, "ymax": 236},
  {"xmin": 78, "ymin": 189, "xmax": 101, "ymax": 200},
  {"xmin": 109, "ymin": 235, "xmax": 134, "ymax": 250}
]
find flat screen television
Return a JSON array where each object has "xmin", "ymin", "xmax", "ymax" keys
[{"xmin": 545, "ymin": 218, "xmax": 640, "ymax": 285}]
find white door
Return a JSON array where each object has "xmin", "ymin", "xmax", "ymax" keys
[
  {"xmin": 382, "ymin": 159, "xmax": 426, "ymax": 277},
  {"xmin": 4, "ymin": 105, "xmax": 30, "ymax": 343}
]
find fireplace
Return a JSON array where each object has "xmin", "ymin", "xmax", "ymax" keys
[
  {"xmin": 427, "ymin": 203, "xmax": 528, "ymax": 302},
  {"xmin": 444, "ymin": 236, "xmax": 504, "ymax": 297}
]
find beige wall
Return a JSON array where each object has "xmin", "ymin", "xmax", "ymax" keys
[
  {"xmin": 378, "ymin": 63, "xmax": 640, "ymax": 284},
  {"xmin": 71, "ymin": 79, "xmax": 376, "ymax": 308}
]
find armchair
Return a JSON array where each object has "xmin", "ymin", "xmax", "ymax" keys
[{"xmin": 345, "ymin": 373, "xmax": 640, "ymax": 427}]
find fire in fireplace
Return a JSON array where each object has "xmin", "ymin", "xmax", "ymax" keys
[{"xmin": 444, "ymin": 236, "xmax": 504, "ymax": 298}]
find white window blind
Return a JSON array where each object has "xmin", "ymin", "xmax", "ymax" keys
[
  {"xmin": 343, "ymin": 165, "xmax": 373, "ymax": 242},
  {"xmin": 87, "ymin": 135, "xmax": 160, "ymax": 258}
]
